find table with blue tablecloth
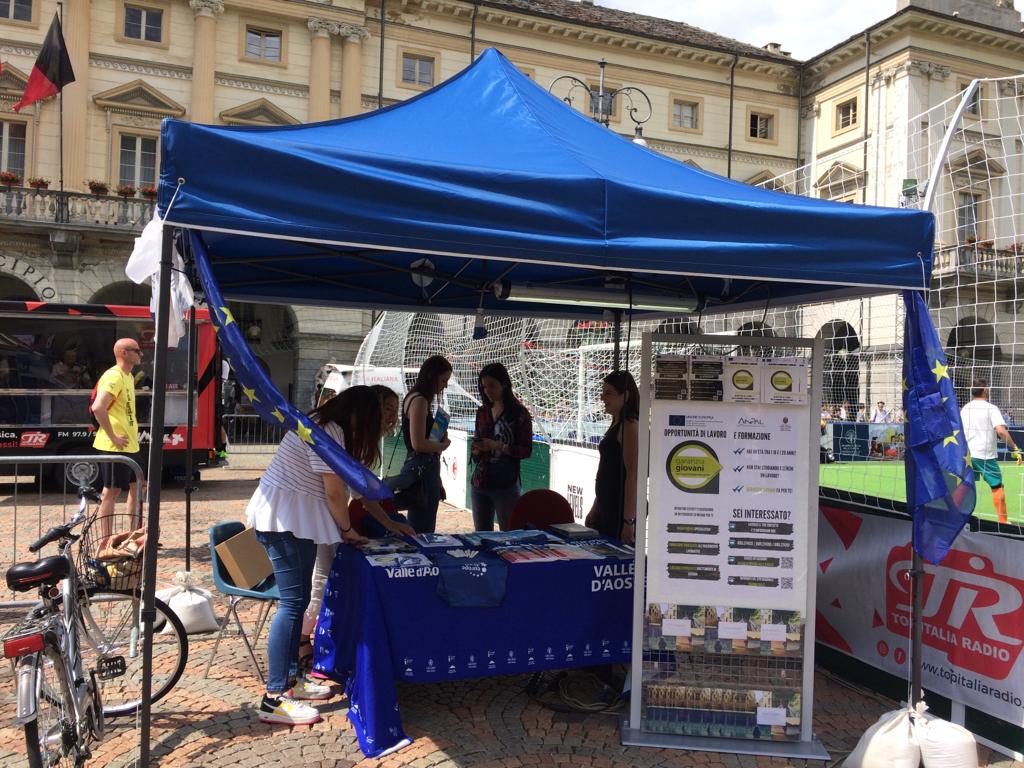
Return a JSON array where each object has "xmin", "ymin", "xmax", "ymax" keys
[{"xmin": 313, "ymin": 543, "xmax": 635, "ymax": 757}]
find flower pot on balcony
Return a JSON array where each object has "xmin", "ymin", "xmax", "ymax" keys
[{"xmin": 30, "ymin": 183, "xmax": 48, "ymax": 190}]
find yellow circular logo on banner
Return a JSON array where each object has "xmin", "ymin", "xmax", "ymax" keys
[
  {"xmin": 771, "ymin": 371, "xmax": 793, "ymax": 392},
  {"xmin": 666, "ymin": 441, "xmax": 722, "ymax": 493},
  {"xmin": 732, "ymin": 369, "xmax": 754, "ymax": 390}
]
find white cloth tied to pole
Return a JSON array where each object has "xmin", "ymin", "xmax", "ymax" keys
[{"xmin": 125, "ymin": 211, "xmax": 195, "ymax": 348}]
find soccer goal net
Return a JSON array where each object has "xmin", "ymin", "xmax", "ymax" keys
[{"xmin": 353, "ymin": 72, "xmax": 1024, "ymax": 531}]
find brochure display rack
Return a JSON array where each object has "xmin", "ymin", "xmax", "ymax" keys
[{"xmin": 623, "ymin": 333, "xmax": 828, "ymax": 759}]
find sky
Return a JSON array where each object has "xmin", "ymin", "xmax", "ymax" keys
[{"xmin": 597, "ymin": 1, "xmax": 1014, "ymax": 60}]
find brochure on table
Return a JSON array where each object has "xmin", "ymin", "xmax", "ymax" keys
[{"xmin": 633, "ymin": 350, "xmax": 820, "ymax": 752}]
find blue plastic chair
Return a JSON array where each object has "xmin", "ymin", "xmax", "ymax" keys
[{"xmin": 203, "ymin": 521, "xmax": 279, "ymax": 683}]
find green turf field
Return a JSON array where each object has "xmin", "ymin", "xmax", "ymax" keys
[{"xmin": 820, "ymin": 461, "xmax": 1024, "ymax": 523}]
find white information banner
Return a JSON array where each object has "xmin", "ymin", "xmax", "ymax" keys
[
  {"xmin": 549, "ymin": 443, "xmax": 599, "ymax": 523},
  {"xmin": 440, "ymin": 429, "xmax": 468, "ymax": 509},
  {"xmin": 647, "ymin": 399, "xmax": 809, "ymax": 610},
  {"xmin": 817, "ymin": 505, "xmax": 1024, "ymax": 726}
]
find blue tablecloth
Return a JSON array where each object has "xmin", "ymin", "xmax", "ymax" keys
[{"xmin": 313, "ymin": 544, "xmax": 635, "ymax": 757}]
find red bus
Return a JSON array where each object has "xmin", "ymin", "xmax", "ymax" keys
[{"xmin": 0, "ymin": 301, "xmax": 220, "ymax": 488}]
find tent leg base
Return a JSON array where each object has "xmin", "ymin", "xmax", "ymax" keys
[{"xmin": 620, "ymin": 721, "xmax": 830, "ymax": 760}]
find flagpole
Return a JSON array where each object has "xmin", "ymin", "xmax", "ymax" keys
[
  {"xmin": 56, "ymin": 1, "xmax": 64, "ymax": 223},
  {"xmin": 911, "ymin": 551, "xmax": 923, "ymax": 706}
]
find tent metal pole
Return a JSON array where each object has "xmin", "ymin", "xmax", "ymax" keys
[
  {"xmin": 911, "ymin": 550, "xmax": 924, "ymax": 705},
  {"xmin": 613, "ymin": 310, "xmax": 622, "ymax": 370},
  {"xmin": 138, "ymin": 225, "xmax": 174, "ymax": 767},
  {"xmin": 183, "ymin": 305, "xmax": 197, "ymax": 571},
  {"xmin": 377, "ymin": 0, "xmax": 385, "ymax": 109}
]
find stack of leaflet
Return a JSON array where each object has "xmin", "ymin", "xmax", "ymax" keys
[
  {"xmin": 493, "ymin": 542, "xmax": 604, "ymax": 563},
  {"xmin": 575, "ymin": 540, "xmax": 635, "ymax": 559},
  {"xmin": 409, "ymin": 533, "xmax": 462, "ymax": 550},
  {"xmin": 548, "ymin": 522, "xmax": 600, "ymax": 541},
  {"xmin": 360, "ymin": 537, "xmax": 417, "ymax": 555},
  {"xmin": 365, "ymin": 552, "xmax": 433, "ymax": 568},
  {"xmin": 457, "ymin": 530, "xmax": 559, "ymax": 549},
  {"xmin": 654, "ymin": 355, "xmax": 689, "ymax": 400}
]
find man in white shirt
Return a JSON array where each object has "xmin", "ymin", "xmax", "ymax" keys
[
  {"xmin": 871, "ymin": 401, "xmax": 890, "ymax": 423},
  {"xmin": 960, "ymin": 378, "xmax": 1022, "ymax": 523}
]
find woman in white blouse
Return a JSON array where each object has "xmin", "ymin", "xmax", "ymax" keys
[{"xmin": 245, "ymin": 385, "xmax": 405, "ymax": 726}]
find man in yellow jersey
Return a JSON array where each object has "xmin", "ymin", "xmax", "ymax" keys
[{"xmin": 91, "ymin": 338, "xmax": 146, "ymax": 549}]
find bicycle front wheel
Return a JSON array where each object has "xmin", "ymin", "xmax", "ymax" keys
[
  {"xmin": 78, "ymin": 590, "xmax": 188, "ymax": 717},
  {"xmin": 23, "ymin": 643, "xmax": 80, "ymax": 768}
]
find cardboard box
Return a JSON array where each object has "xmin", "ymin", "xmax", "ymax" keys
[{"xmin": 215, "ymin": 527, "xmax": 273, "ymax": 590}]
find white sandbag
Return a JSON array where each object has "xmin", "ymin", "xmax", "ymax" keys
[
  {"xmin": 842, "ymin": 708, "xmax": 920, "ymax": 768},
  {"xmin": 915, "ymin": 711, "xmax": 978, "ymax": 768},
  {"xmin": 155, "ymin": 571, "xmax": 220, "ymax": 635}
]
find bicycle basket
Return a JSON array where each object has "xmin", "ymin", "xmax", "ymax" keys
[{"xmin": 76, "ymin": 513, "xmax": 145, "ymax": 592}]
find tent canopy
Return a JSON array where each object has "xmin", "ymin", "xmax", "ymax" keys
[{"xmin": 159, "ymin": 48, "xmax": 934, "ymax": 318}]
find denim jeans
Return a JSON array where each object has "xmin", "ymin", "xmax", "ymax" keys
[
  {"xmin": 471, "ymin": 481, "xmax": 522, "ymax": 531},
  {"xmin": 404, "ymin": 453, "xmax": 442, "ymax": 534},
  {"xmin": 255, "ymin": 530, "xmax": 317, "ymax": 694}
]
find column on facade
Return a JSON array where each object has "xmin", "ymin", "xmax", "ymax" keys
[
  {"xmin": 338, "ymin": 25, "xmax": 370, "ymax": 118},
  {"xmin": 189, "ymin": 0, "xmax": 225, "ymax": 124},
  {"xmin": 307, "ymin": 18, "xmax": 335, "ymax": 122},
  {"xmin": 63, "ymin": 0, "xmax": 90, "ymax": 189}
]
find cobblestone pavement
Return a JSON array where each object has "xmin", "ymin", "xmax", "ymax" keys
[{"xmin": 0, "ymin": 455, "xmax": 1019, "ymax": 767}]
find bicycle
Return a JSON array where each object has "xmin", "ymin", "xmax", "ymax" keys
[{"xmin": 3, "ymin": 487, "xmax": 188, "ymax": 766}]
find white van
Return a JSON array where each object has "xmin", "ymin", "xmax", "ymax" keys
[{"xmin": 313, "ymin": 363, "xmax": 480, "ymax": 417}]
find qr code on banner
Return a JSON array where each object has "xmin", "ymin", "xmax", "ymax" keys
[
  {"xmin": 781, "ymin": 557, "xmax": 793, "ymax": 569},
  {"xmin": 781, "ymin": 577, "xmax": 793, "ymax": 590}
]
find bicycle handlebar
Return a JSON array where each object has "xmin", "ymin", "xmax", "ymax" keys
[
  {"xmin": 28, "ymin": 487, "xmax": 97, "ymax": 552},
  {"xmin": 29, "ymin": 526, "xmax": 72, "ymax": 553}
]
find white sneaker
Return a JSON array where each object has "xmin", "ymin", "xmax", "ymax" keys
[
  {"xmin": 289, "ymin": 677, "xmax": 332, "ymax": 701},
  {"xmin": 258, "ymin": 695, "xmax": 321, "ymax": 725}
]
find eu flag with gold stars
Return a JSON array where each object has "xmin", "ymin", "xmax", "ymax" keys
[
  {"xmin": 902, "ymin": 290, "xmax": 975, "ymax": 564},
  {"xmin": 188, "ymin": 231, "xmax": 391, "ymax": 501}
]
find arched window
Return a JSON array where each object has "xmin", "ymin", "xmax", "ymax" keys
[
  {"xmin": 947, "ymin": 317, "xmax": 1002, "ymax": 406},
  {"xmin": 816, "ymin": 320, "xmax": 861, "ymax": 413},
  {"xmin": 736, "ymin": 321, "xmax": 776, "ymax": 357},
  {"xmin": 0, "ymin": 273, "xmax": 38, "ymax": 300},
  {"xmin": 88, "ymin": 281, "xmax": 150, "ymax": 306}
]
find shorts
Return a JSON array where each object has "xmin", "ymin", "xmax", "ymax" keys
[
  {"xmin": 99, "ymin": 451, "xmax": 147, "ymax": 491},
  {"xmin": 971, "ymin": 458, "xmax": 1003, "ymax": 489}
]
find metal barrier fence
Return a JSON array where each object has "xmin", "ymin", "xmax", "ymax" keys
[
  {"xmin": 0, "ymin": 454, "xmax": 144, "ymax": 607},
  {"xmin": 224, "ymin": 412, "xmax": 287, "ymax": 453}
]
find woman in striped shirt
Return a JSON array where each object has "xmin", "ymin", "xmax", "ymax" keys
[{"xmin": 246, "ymin": 385, "xmax": 405, "ymax": 725}]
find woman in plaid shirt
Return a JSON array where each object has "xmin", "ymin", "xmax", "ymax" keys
[{"xmin": 470, "ymin": 362, "xmax": 533, "ymax": 531}]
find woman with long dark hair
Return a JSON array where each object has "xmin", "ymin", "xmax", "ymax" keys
[
  {"xmin": 585, "ymin": 371, "xmax": 639, "ymax": 545},
  {"xmin": 471, "ymin": 362, "xmax": 533, "ymax": 531},
  {"xmin": 395, "ymin": 355, "xmax": 452, "ymax": 533},
  {"xmin": 245, "ymin": 385, "xmax": 404, "ymax": 726}
]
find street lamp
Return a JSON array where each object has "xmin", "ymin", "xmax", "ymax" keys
[{"xmin": 548, "ymin": 59, "xmax": 652, "ymax": 145}]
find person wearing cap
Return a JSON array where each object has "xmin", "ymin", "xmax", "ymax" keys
[{"xmin": 871, "ymin": 401, "xmax": 890, "ymax": 424}]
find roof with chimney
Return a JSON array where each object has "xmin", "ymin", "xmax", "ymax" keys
[{"xmin": 478, "ymin": 0, "xmax": 798, "ymax": 62}]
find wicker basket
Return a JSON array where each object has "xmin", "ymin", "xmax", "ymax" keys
[{"xmin": 76, "ymin": 513, "xmax": 145, "ymax": 592}]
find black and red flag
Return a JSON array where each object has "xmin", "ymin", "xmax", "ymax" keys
[{"xmin": 13, "ymin": 13, "xmax": 74, "ymax": 112}]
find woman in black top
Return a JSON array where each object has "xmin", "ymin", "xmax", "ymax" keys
[
  {"xmin": 398, "ymin": 355, "xmax": 452, "ymax": 533},
  {"xmin": 586, "ymin": 371, "xmax": 639, "ymax": 545}
]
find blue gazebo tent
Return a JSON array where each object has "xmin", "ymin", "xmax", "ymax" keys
[{"xmin": 158, "ymin": 48, "xmax": 934, "ymax": 317}]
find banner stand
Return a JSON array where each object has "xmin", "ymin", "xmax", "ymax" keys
[{"xmin": 621, "ymin": 332, "xmax": 828, "ymax": 760}]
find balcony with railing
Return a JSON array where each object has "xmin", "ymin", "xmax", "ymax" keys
[
  {"xmin": 932, "ymin": 243, "xmax": 1024, "ymax": 281},
  {"xmin": 0, "ymin": 186, "xmax": 156, "ymax": 234}
]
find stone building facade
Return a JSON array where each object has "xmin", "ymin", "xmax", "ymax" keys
[{"xmin": 0, "ymin": 0, "xmax": 1018, "ymax": 407}]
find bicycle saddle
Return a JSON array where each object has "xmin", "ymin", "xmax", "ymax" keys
[{"xmin": 6, "ymin": 556, "xmax": 70, "ymax": 593}]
